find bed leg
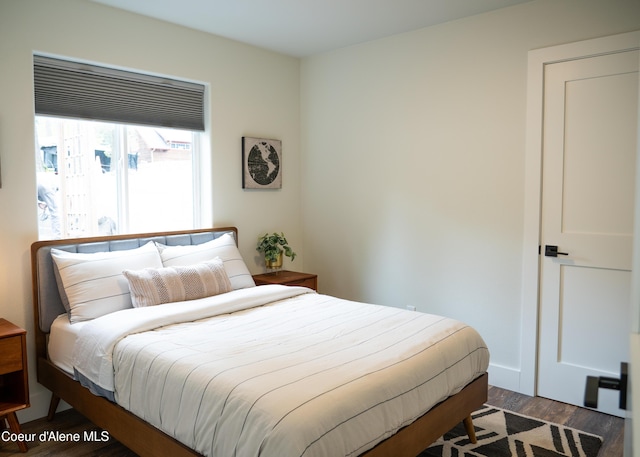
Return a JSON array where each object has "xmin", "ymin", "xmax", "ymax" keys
[
  {"xmin": 463, "ymin": 415, "xmax": 477, "ymax": 444},
  {"xmin": 47, "ymin": 394, "xmax": 61, "ymax": 421}
]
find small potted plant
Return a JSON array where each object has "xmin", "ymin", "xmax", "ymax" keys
[{"xmin": 256, "ymin": 232, "xmax": 296, "ymax": 269}]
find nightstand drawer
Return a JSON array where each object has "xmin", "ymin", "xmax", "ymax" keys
[
  {"xmin": 252, "ymin": 270, "xmax": 318, "ymax": 291},
  {"xmin": 287, "ymin": 277, "xmax": 317, "ymax": 290},
  {"xmin": 0, "ymin": 336, "xmax": 22, "ymax": 375}
]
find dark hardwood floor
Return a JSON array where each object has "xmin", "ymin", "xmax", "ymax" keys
[
  {"xmin": 486, "ymin": 386, "xmax": 624, "ymax": 456},
  {"xmin": 0, "ymin": 386, "xmax": 624, "ymax": 456}
]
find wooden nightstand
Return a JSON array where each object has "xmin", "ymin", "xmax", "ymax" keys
[
  {"xmin": 0, "ymin": 319, "xmax": 29, "ymax": 453},
  {"xmin": 253, "ymin": 270, "xmax": 318, "ymax": 291}
]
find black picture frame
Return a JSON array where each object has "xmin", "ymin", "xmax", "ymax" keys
[{"xmin": 242, "ymin": 137, "xmax": 282, "ymax": 189}]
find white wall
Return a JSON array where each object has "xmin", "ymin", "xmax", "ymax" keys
[
  {"xmin": 300, "ymin": 0, "xmax": 640, "ymax": 392},
  {"xmin": 0, "ymin": 0, "xmax": 301, "ymax": 421}
]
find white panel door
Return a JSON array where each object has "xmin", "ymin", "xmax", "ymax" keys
[{"xmin": 538, "ymin": 49, "xmax": 639, "ymax": 417}]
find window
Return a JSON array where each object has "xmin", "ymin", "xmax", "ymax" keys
[
  {"xmin": 35, "ymin": 117, "xmax": 199, "ymax": 239},
  {"xmin": 34, "ymin": 56, "xmax": 206, "ymax": 240}
]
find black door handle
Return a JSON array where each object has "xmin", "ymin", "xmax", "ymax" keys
[{"xmin": 544, "ymin": 245, "xmax": 569, "ymax": 257}]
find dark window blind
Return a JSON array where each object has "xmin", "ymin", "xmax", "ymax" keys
[{"xmin": 34, "ymin": 56, "xmax": 205, "ymax": 131}]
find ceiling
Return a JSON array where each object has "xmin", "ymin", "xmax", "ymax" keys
[{"xmin": 89, "ymin": 0, "xmax": 532, "ymax": 57}]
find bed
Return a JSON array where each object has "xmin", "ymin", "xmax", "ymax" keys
[{"xmin": 31, "ymin": 227, "xmax": 489, "ymax": 457}]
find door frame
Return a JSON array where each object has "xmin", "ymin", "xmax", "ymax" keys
[{"xmin": 521, "ymin": 30, "xmax": 640, "ymax": 396}]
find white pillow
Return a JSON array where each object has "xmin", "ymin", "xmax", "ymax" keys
[
  {"xmin": 123, "ymin": 258, "xmax": 232, "ymax": 308},
  {"xmin": 157, "ymin": 233, "xmax": 255, "ymax": 290},
  {"xmin": 51, "ymin": 242, "xmax": 163, "ymax": 323}
]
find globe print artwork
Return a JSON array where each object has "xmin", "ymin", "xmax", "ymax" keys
[{"xmin": 243, "ymin": 138, "xmax": 282, "ymax": 189}]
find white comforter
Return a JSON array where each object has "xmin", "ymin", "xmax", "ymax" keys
[{"xmin": 73, "ymin": 285, "xmax": 489, "ymax": 457}]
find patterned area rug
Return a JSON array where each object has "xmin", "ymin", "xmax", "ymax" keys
[{"xmin": 420, "ymin": 405, "xmax": 603, "ymax": 457}]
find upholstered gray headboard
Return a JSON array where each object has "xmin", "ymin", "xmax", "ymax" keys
[{"xmin": 31, "ymin": 227, "xmax": 238, "ymax": 335}]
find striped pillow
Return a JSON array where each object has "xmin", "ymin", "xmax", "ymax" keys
[
  {"xmin": 157, "ymin": 233, "xmax": 255, "ymax": 290},
  {"xmin": 123, "ymin": 258, "xmax": 232, "ymax": 307},
  {"xmin": 51, "ymin": 241, "xmax": 163, "ymax": 323}
]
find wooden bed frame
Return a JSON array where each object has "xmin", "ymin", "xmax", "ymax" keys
[{"xmin": 31, "ymin": 227, "xmax": 488, "ymax": 457}]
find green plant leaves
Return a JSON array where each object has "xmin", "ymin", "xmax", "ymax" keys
[{"xmin": 256, "ymin": 232, "xmax": 296, "ymax": 262}]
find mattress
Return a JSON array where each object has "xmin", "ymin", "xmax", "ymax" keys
[{"xmin": 64, "ymin": 285, "xmax": 488, "ymax": 457}]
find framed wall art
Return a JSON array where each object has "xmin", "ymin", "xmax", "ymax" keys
[{"xmin": 242, "ymin": 137, "xmax": 282, "ymax": 189}]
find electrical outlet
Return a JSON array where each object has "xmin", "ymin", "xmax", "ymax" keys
[{"xmin": 406, "ymin": 305, "xmax": 416, "ymax": 312}]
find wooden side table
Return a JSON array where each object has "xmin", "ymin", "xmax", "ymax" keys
[
  {"xmin": 0, "ymin": 318, "xmax": 29, "ymax": 453},
  {"xmin": 253, "ymin": 270, "xmax": 318, "ymax": 291}
]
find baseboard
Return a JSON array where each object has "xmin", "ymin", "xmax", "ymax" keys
[{"xmin": 487, "ymin": 362, "xmax": 522, "ymax": 393}]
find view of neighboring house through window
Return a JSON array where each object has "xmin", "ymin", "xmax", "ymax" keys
[
  {"xmin": 33, "ymin": 55, "xmax": 205, "ymax": 240},
  {"xmin": 35, "ymin": 117, "xmax": 197, "ymax": 240}
]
